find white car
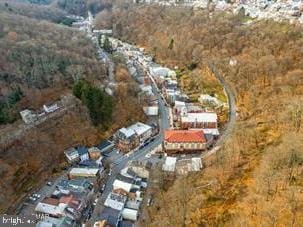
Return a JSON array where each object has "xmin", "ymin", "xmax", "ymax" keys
[
  {"xmin": 29, "ymin": 196, "xmax": 37, "ymax": 201},
  {"xmin": 33, "ymin": 194, "xmax": 41, "ymax": 198}
]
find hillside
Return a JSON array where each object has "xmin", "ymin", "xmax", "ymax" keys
[
  {"xmin": 0, "ymin": 7, "xmax": 148, "ymax": 213},
  {"xmin": 0, "ymin": 0, "xmax": 68, "ymax": 22},
  {"xmin": 106, "ymin": 6, "xmax": 303, "ymax": 226},
  {"xmin": 0, "ymin": 12, "xmax": 106, "ymax": 124}
]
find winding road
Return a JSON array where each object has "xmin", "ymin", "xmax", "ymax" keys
[{"xmin": 202, "ymin": 62, "xmax": 237, "ymax": 158}]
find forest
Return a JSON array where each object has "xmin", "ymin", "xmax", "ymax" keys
[
  {"xmin": 0, "ymin": 11, "xmax": 106, "ymax": 124},
  {"xmin": 99, "ymin": 5, "xmax": 303, "ymax": 226},
  {"xmin": 0, "ymin": 1, "xmax": 148, "ymax": 213},
  {"xmin": 73, "ymin": 79, "xmax": 114, "ymax": 128}
]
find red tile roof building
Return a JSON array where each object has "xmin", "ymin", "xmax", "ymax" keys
[{"xmin": 164, "ymin": 130, "xmax": 206, "ymax": 154}]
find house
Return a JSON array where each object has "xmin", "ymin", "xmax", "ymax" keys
[
  {"xmin": 76, "ymin": 146, "xmax": 89, "ymax": 162},
  {"xmin": 64, "ymin": 148, "xmax": 80, "ymax": 164},
  {"xmin": 88, "ymin": 147, "xmax": 102, "ymax": 160},
  {"xmin": 180, "ymin": 112, "xmax": 218, "ymax": 130},
  {"xmin": 35, "ymin": 198, "xmax": 67, "ymax": 218},
  {"xmin": 43, "ymin": 102, "xmax": 59, "ymax": 113},
  {"xmin": 115, "ymin": 127, "xmax": 138, "ymax": 153},
  {"xmin": 104, "ymin": 192, "xmax": 127, "ymax": 211},
  {"xmin": 68, "ymin": 167, "xmax": 100, "ymax": 179},
  {"xmin": 128, "ymin": 122, "xmax": 152, "ymax": 143},
  {"xmin": 113, "ymin": 180, "xmax": 133, "ymax": 193},
  {"xmin": 162, "ymin": 156, "xmax": 177, "ymax": 172},
  {"xmin": 97, "ymin": 140, "xmax": 115, "ymax": 153},
  {"xmin": 122, "ymin": 208, "xmax": 138, "ymax": 221},
  {"xmin": 143, "ymin": 106, "xmax": 159, "ymax": 116},
  {"xmin": 58, "ymin": 195, "xmax": 85, "ymax": 219},
  {"xmin": 36, "ymin": 216, "xmax": 75, "ymax": 227},
  {"xmin": 57, "ymin": 179, "xmax": 93, "ymax": 192},
  {"xmin": 20, "ymin": 109, "xmax": 38, "ymax": 124},
  {"xmin": 125, "ymin": 200, "xmax": 141, "ymax": 210},
  {"xmin": 99, "ymin": 207, "xmax": 122, "ymax": 227},
  {"xmin": 164, "ymin": 130, "xmax": 207, "ymax": 155}
]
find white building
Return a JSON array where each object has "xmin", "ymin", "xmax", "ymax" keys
[
  {"xmin": 69, "ymin": 168, "xmax": 100, "ymax": 178},
  {"xmin": 43, "ymin": 103, "xmax": 59, "ymax": 113},
  {"xmin": 19, "ymin": 109, "xmax": 38, "ymax": 124},
  {"xmin": 104, "ymin": 192, "xmax": 127, "ymax": 211},
  {"xmin": 35, "ymin": 199, "xmax": 67, "ymax": 218},
  {"xmin": 162, "ymin": 157, "xmax": 177, "ymax": 172},
  {"xmin": 181, "ymin": 112, "xmax": 218, "ymax": 129},
  {"xmin": 64, "ymin": 148, "xmax": 80, "ymax": 164},
  {"xmin": 113, "ymin": 179, "xmax": 133, "ymax": 192},
  {"xmin": 128, "ymin": 122, "xmax": 152, "ymax": 143},
  {"xmin": 143, "ymin": 106, "xmax": 159, "ymax": 116},
  {"xmin": 122, "ymin": 208, "xmax": 138, "ymax": 221}
]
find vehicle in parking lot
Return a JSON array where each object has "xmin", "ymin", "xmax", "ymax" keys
[
  {"xmin": 33, "ymin": 194, "xmax": 41, "ymax": 199},
  {"xmin": 29, "ymin": 196, "xmax": 37, "ymax": 202}
]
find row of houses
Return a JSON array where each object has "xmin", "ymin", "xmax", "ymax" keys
[
  {"xmin": 35, "ymin": 178, "xmax": 95, "ymax": 226},
  {"xmin": 108, "ymin": 37, "xmax": 221, "ymax": 156},
  {"xmin": 19, "ymin": 95, "xmax": 76, "ymax": 124},
  {"xmin": 96, "ymin": 165, "xmax": 150, "ymax": 227}
]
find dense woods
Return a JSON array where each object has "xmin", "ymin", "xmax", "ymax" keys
[
  {"xmin": 0, "ymin": 0, "xmax": 68, "ymax": 22},
  {"xmin": 0, "ymin": 12, "xmax": 106, "ymax": 123},
  {"xmin": 106, "ymin": 5, "xmax": 303, "ymax": 226},
  {"xmin": 73, "ymin": 79, "xmax": 114, "ymax": 128},
  {"xmin": 57, "ymin": 0, "xmax": 112, "ymax": 16},
  {"xmin": 0, "ymin": 1, "xmax": 148, "ymax": 213}
]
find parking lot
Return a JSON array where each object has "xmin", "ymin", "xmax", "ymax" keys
[{"xmin": 17, "ymin": 174, "xmax": 67, "ymax": 216}]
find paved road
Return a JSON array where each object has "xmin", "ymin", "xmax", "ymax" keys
[
  {"xmin": 202, "ymin": 62, "xmax": 237, "ymax": 158},
  {"xmin": 90, "ymin": 82, "xmax": 169, "ymax": 223}
]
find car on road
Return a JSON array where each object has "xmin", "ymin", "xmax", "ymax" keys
[
  {"xmin": 100, "ymin": 184, "xmax": 106, "ymax": 193},
  {"xmin": 108, "ymin": 169, "xmax": 112, "ymax": 176},
  {"xmin": 46, "ymin": 181, "xmax": 52, "ymax": 186}
]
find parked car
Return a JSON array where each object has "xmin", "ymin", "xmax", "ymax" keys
[
  {"xmin": 46, "ymin": 182, "xmax": 52, "ymax": 186},
  {"xmin": 29, "ymin": 196, "xmax": 37, "ymax": 202},
  {"xmin": 33, "ymin": 194, "xmax": 41, "ymax": 199}
]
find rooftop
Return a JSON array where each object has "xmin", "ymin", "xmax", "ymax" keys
[
  {"xmin": 119, "ymin": 127, "xmax": 136, "ymax": 138},
  {"xmin": 113, "ymin": 179, "xmax": 133, "ymax": 192},
  {"xmin": 99, "ymin": 207, "xmax": 121, "ymax": 227},
  {"xmin": 104, "ymin": 192, "xmax": 127, "ymax": 211},
  {"xmin": 164, "ymin": 130, "xmax": 206, "ymax": 143},
  {"xmin": 69, "ymin": 167, "xmax": 99, "ymax": 176},
  {"xmin": 76, "ymin": 146, "xmax": 88, "ymax": 156},
  {"xmin": 128, "ymin": 122, "xmax": 152, "ymax": 136},
  {"xmin": 181, "ymin": 112, "xmax": 217, "ymax": 123}
]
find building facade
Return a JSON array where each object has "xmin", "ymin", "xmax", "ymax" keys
[{"xmin": 164, "ymin": 130, "xmax": 207, "ymax": 155}]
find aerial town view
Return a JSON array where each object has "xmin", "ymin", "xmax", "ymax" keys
[{"xmin": 0, "ymin": 0, "xmax": 302, "ymax": 227}]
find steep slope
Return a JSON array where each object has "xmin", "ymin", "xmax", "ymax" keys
[
  {"xmin": 0, "ymin": 0, "xmax": 68, "ymax": 22},
  {"xmin": 108, "ymin": 6, "xmax": 303, "ymax": 226},
  {"xmin": 0, "ymin": 12, "xmax": 106, "ymax": 123}
]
